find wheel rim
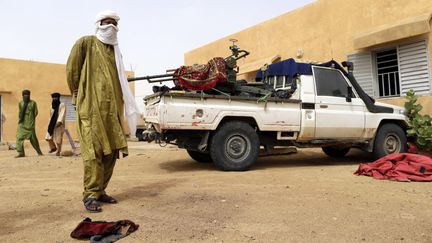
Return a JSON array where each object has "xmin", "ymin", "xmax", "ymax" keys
[
  {"xmin": 383, "ymin": 132, "xmax": 401, "ymax": 154},
  {"xmin": 225, "ymin": 134, "xmax": 251, "ymax": 163}
]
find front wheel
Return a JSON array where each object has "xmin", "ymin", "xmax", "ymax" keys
[
  {"xmin": 373, "ymin": 123, "xmax": 407, "ymax": 159},
  {"xmin": 210, "ymin": 121, "xmax": 260, "ymax": 171}
]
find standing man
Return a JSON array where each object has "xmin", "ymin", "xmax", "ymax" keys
[
  {"xmin": 45, "ymin": 93, "xmax": 66, "ymax": 156},
  {"xmin": 66, "ymin": 10, "xmax": 140, "ymax": 213},
  {"xmin": 15, "ymin": 90, "xmax": 43, "ymax": 158}
]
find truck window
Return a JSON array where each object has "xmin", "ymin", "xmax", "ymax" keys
[
  {"xmin": 314, "ymin": 67, "xmax": 352, "ymax": 97},
  {"xmin": 275, "ymin": 76, "xmax": 284, "ymax": 88}
]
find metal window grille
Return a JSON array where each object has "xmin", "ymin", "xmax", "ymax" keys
[
  {"xmin": 349, "ymin": 40, "xmax": 430, "ymax": 98},
  {"xmin": 398, "ymin": 40, "xmax": 431, "ymax": 95},
  {"xmin": 376, "ymin": 49, "xmax": 400, "ymax": 97},
  {"xmin": 347, "ymin": 53, "xmax": 374, "ymax": 97}
]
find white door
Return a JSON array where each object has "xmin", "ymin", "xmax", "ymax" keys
[{"xmin": 313, "ymin": 67, "xmax": 366, "ymax": 139}]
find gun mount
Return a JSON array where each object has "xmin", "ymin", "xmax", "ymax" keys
[{"xmin": 224, "ymin": 38, "xmax": 250, "ymax": 82}]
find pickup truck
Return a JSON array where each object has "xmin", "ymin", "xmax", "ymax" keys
[{"xmin": 140, "ymin": 59, "xmax": 408, "ymax": 171}]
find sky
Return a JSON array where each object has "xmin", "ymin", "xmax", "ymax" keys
[{"xmin": 0, "ymin": 0, "xmax": 315, "ymax": 111}]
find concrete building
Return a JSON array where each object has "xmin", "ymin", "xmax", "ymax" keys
[
  {"xmin": 0, "ymin": 58, "xmax": 77, "ymax": 144},
  {"xmin": 185, "ymin": 0, "xmax": 432, "ymax": 115},
  {"xmin": 0, "ymin": 58, "xmax": 134, "ymax": 144}
]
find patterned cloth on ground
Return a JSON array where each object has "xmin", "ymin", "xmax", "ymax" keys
[{"xmin": 70, "ymin": 217, "xmax": 139, "ymax": 242}]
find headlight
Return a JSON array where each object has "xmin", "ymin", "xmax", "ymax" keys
[{"xmin": 398, "ymin": 109, "xmax": 407, "ymax": 115}]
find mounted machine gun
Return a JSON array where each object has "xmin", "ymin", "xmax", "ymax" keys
[{"xmin": 128, "ymin": 39, "xmax": 279, "ymax": 98}]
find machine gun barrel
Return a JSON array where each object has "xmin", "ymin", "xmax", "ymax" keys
[{"xmin": 127, "ymin": 73, "xmax": 177, "ymax": 83}]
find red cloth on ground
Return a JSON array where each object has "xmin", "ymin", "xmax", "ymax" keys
[
  {"xmin": 354, "ymin": 153, "xmax": 432, "ymax": 182},
  {"xmin": 174, "ymin": 57, "xmax": 227, "ymax": 90},
  {"xmin": 70, "ymin": 217, "xmax": 139, "ymax": 239}
]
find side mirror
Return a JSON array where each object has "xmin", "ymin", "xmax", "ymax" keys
[{"xmin": 346, "ymin": 86, "xmax": 353, "ymax": 102}]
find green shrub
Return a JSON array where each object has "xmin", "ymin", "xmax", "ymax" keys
[{"xmin": 404, "ymin": 90, "xmax": 432, "ymax": 153}]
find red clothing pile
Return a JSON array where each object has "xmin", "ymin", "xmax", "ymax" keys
[
  {"xmin": 174, "ymin": 57, "xmax": 227, "ymax": 90},
  {"xmin": 354, "ymin": 153, "xmax": 432, "ymax": 182}
]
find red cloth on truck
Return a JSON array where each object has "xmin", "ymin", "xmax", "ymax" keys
[
  {"xmin": 354, "ymin": 153, "xmax": 432, "ymax": 182},
  {"xmin": 174, "ymin": 57, "xmax": 227, "ymax": 90}
]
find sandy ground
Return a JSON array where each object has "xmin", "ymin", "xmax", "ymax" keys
[{"xmin": 0, "ymin": 142, "xmax": 432, "ymax": 243}]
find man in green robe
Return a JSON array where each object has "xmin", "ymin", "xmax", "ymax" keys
[
  {"xmin": 15, "ymin": 90, "xmax": 43, "ymax": 158},
  {"xmin": 66, "ymin": 10, "xmax": 140, "ymax": 213}
]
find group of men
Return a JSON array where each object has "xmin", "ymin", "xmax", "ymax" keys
[{"xmin": 15, "ymin": 91, "xmax": 66, "ymax": 158}]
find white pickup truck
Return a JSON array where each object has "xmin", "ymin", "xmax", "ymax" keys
[{"xmin": 140, "ymin": 60, "xmax": 408, "ymax": 171}]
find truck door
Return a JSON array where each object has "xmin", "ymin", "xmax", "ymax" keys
[{"xmin": 312, "ymin": 66, "xmax": 366, "ymax": 139}]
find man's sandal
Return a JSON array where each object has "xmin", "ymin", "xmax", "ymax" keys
[
  {"xmin": 84, "ymin": 198, "xmax": 102, "ymax": 213},
  {"xmin": 98, "ymin": 194, "xmax": 118, "ymax": 204}
]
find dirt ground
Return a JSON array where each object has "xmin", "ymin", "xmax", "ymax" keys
[{"xmin": 0, "ymin": 142, "xmax": 431, "ymax": 243}]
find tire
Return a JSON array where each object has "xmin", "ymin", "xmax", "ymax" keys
[
  {"xmin": 187, "ymin": 150, "xmax": 212, "ymax": 163},
  {"xmin": 210, "ymin": 121, "xmax": 260, "ymax": 171},
  {"xmin": 373, "ymin": 123, "xmax": 407, "ymax": 159},
  {"xmin": 322, "ymin": 146, "xmax": 350, "ymax": 158}
]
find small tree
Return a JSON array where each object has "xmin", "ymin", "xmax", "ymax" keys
[{"xmin": 404, "ymin": 90, "xmax": 432, "ymax": 153}]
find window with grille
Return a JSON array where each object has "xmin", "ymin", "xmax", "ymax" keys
[
  {"xmin": 376, "ymin": 49, "xmax": 400, "ymax": 97},
  {"xmin": 348, "ymin": 40, "xmax": 430, "ymax": 98}
]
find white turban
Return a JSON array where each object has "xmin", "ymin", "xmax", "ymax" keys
[
  {"xmin": 95, "ymin": 10, "xmax": 120, "ymax": 45},
  {"xmin": 95, "ymin": 10, "xmax": 120, "ymax": 24}
]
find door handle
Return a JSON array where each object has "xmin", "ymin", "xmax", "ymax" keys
[{"xmin": 320, "ymin": 105, "xmax": 328, "ymax": 108}]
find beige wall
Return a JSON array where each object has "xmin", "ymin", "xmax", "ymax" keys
[
  {"xmin": 0, "ymin": 58, "xmax": 75, "ymax": 144},
  {"xmin": 0, "ymin": 58, "xmax": 135, "ymax": 144},
  {"xmin": 185, "ymin": 0, "xmax": 432, "ymax": 115},
  {"xmin": 379, "ymin": 96, "xmax": 432, "ymax": 116}
]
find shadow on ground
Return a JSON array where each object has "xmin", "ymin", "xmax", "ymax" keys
[
  {"xmin": 114, "ymin": 178, "xmax": 185, "ymax": 201},
  {"xmin": 158, "ymin": 148, "xmax": 374, "ymax": 173}
]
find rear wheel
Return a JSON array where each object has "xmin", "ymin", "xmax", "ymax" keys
[
  {"xmin": 186, "ymin": 150, "xmax": 212, "ymax": 163},
  {"xmin": 373, "ymin": 123, "xmax": 407, "ymax": 159},
  {"xmin": 322, "ymin": 146, "xmax": 350, "ymax": 158},
  {"xmin": 210, "ymin": 121, "xmax": 259, "ymax": 171}
]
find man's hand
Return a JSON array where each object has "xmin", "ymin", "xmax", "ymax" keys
[{"xmin": 56, "ymin": 122, "xmax": 63, "ymax": 127}]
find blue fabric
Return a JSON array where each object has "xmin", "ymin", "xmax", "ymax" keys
[
  {"xmin": 255, "ymin": 58, "xmax": 348, "ymax": 80},
  {"xmin": 256, "ymin": 58, "xmax": 313, "ymax": 80}
]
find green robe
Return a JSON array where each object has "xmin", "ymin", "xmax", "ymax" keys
[
  {"xmin": 16, "ymin": 100, "xmax": 42, "ymax": 155},
  {"xmin": 66, "ymin": 35, "xmax": 128, "ymax": 161}
]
